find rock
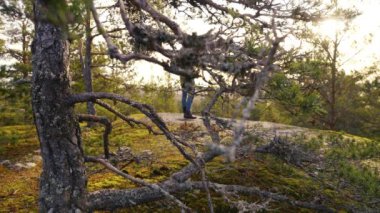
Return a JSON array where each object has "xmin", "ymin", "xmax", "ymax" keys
[
  {"xmin": 1, "ymin": 160, "xmax": 37, "ymax": 170},
  {"xmin": 32, "ymin": 155, "xmax": 42, "ymax": 162},
  {"xmin": 111, "ymin": 147, "xmax": 134, "ymax": 162},
  {"xmin": 136, "ymin": 150, "xmax": 154, "ymax": 165},
  {"xmin": 0, "ymin": 160, "xmax": 11, "ymax": 167},
  {"xmin": 25, "ymin": 162, "xmax": 36, "ymax": 168},
  {"xmin": 141, "ymin": 150, "xmax": 153, "ymax": 156},
  {"xmin": 14, "ymin": 163, "xmax": 26, "ymax": 170}
]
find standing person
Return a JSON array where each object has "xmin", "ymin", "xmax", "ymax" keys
[{"xmin": 180, "ymin": 75, "xmax": 196, "ymax": 119}]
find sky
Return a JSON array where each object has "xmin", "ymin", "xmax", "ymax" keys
[
  {"xmin": 323, "ymin": 0, "xmax": 380, "ymax": 72},
  {"xmin": 131, "ymin": 0, "xmax": 380, "ymax": 83}
]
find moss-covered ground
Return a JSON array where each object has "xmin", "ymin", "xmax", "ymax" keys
[{"xmin": 0, "ymin": 116, "xmax": 378, "ymax": 212}]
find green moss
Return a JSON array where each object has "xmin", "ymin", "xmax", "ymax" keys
[
  {"xmin": 0, "ymin": 125, "xmax": 39, "ymax": 161},
  {"xmin": 0, "ymin": 164, "xmax": 40, "ymax": 212},
  {"xmin": 0, "ymin": 120, "xmax": 378, "ymax": 211},
  {"xmin": 88, "ymin": 173, "xmax": 134, "ymax": 191},
  {"xmin": 323, "ymin": 189, "xmax": 338, "ymax": 199}
]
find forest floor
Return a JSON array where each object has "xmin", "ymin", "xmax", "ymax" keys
[{"xmin": 0, "ymin": 113, "xmax": 379, "ymax": 212}]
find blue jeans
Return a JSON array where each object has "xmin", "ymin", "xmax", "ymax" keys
[{"xmin": 182, "ymin": 89, "xmax": 194, "ymax": 112}]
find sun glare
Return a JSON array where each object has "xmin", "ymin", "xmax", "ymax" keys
[{"xmin": 317, "ymin": 19, "xmax": 346, "ymax": 39}]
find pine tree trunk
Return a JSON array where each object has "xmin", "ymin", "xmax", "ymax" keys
[
  {"xmin": 32, "ymin": 0, "xmax": 87, "ymax": 211},
  {"xmin": 328, "ymin": 36, "xmax": 339, "ymax": 130},
  {"xmin": 83, "ymin": 7, "xmax": 96, "ymax": 118}
]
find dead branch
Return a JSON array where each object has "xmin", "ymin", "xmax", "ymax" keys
[
  {"xmin": 87, "ymin": 147, "xmax": 224, "ymax": 210},
  {"xmin": 90, "ymin": 1, "xmax": 196, "ymax": 78},
  {"xmin": 87, "ymin": 148, "xmax": 334, "ymax": 213},
  {"xmin": 190, "ymin": 181, "xmax": 335, "ymax": 213},
  {"xmin": 129, "ymin": 0, "xmax": 184, "ymax": 36},
  {"xmin": 230, "ymin": 35, "xmax": 284, "ymax": 161},
  {"xmin": 85, "ymin": 156, "xmax": 191, "ymax": 212},
  {"xmin": 201, "ymin": 88, "xmax": 225, "ymax": 143},
  {"xmin": 69, "ymin": 92, "xmax": 198, "ymax": 167},
  {"xmin": 255, "ymin": 136, "xmax": 317, "ymax": 167},
  {"xmin": 77, "ymin": 114, "xmax": 112, "ymax": 158},
  {"xmin": 94, "ymin": 100, "xmax": 162, "ymax": 135}
]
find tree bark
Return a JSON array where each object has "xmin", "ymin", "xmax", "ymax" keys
[
  {"xmin": 32, "ymin": 0, "xmax": 87, "ymax": 211},
  {"xmin": 77, "ymin": 114, "xmax": 111, "ymax": 158},
  {"xmin": 83, "ymin": 6, "xmax": 96, "ymax": 118},
  {"xmin": 21, "ymin": 20, "xmax": 29, "ymax": 78},
  {"xmin": 328, "ymin": 36, "xmax": 338, "ymax": 130}
]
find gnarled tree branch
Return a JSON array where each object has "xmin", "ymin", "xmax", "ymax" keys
[
  {"xmin": 77, "ymin": 114, "xmax": 112, "ymax": 158},
  {"xmin": 85, "ymin": 156, "xmax": 191, "ymax": 212},
  {"xmin": 94, "ymin": 100, "xmax": 162, "ymax": 135}
]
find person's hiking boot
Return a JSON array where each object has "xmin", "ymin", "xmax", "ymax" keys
[
  {"xmin": 182, "ymin": 106, "xmax": 186, "ymax": 114},
  {"xmin": 184, "ymin": 111, "xmax": 196, "ymax": 119}
]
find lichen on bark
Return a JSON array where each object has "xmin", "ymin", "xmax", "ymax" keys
[{"xmin": 32, "ymin": 0, "xmax": 87, "ymax": 211}]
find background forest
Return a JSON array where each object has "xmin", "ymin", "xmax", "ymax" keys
[
  {"xmin": 0, "ymin": 0, "xmax": 379, "ymax": 212},
  {"xmin": 1, "ymin": 2, "xmax": 379, "ymax": 139}
]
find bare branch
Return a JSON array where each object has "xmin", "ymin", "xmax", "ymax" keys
[
  {"xmin": 88, "ymin": 147, "xmax": 224, "ymax": 210},
  {"xmin": 90, "ymin": 27, "xmax": 127, "ymax": 39},
  {"xmin": 87, "ymin": 148, "xmax": 334, "ymax": 213},
  {"xmin": 77, "ymin": 114, "xmax": 112, "ymax": 158},
  {"xmin": 94, "ymin": 100, "xmax": 162, "ymax": 135},
  {"xmin": 190, "ymin": 182, "xmax": 335, "ymax": 213},
  {"xmin": 69, "ymin": 92, "xmax": 198, "ymax": 166},
  {"xmin": 230, "ymin": 35, "xmax": 284, "ymax": 160},
  {"xmin": 129, "ymin": 0, "xmax": 184, "ymax": 36},
  {"xmin": 12, "ymin": 78, "xmax": 31, "ymax": 84},
  {"xmin": 90, "ymin": 1, "xmax": 196, "ymax": 78},
  {"xmin": 85, "ymin": 156, "xmax": 192, "ymax": 212},
  {"xmin": 201, "ymin": 88, "xmax": 225, "ymax": 143}
]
